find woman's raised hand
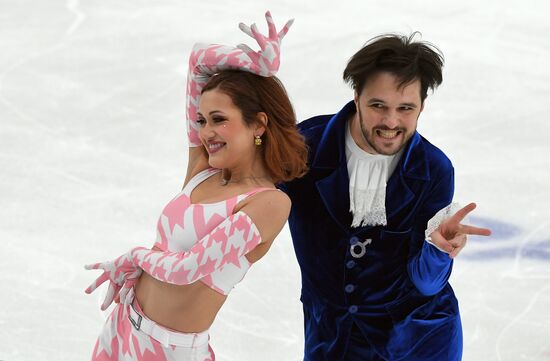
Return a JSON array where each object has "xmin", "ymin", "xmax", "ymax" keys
[{"xmin": 237, "ymin": 11, "xmax": 294, "ymax": 76}]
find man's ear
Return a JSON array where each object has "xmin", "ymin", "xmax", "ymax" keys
[
  {"xmin": 255, "ymin": 112, "xmax": 268, "ymax": 136},
  {"xmin": 353, "ymin": 91, "xmax": 359, "ymax": 109}
]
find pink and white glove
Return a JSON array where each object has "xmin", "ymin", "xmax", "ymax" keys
[
  {"xmin": 236, "ymin": 11, "xmax": 294, "ymax": 77},
  {"xmin": 186, "ymin": 11, "xmax": 293, "ymax": 146},
  {"xmin": 84, "ymin": 253, "xmax": 142, "ymax": 310}
]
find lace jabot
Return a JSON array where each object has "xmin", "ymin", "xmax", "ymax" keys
[{"xmin": 345, "ymin": 122, "xmax": 403, "ymax": 228}]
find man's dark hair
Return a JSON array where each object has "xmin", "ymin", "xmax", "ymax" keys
[{"xmin": 343, "ymin": 32, "xmax": 444, "ymax": 102}]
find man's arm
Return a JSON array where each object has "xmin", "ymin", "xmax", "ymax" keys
[
  {"xmin": 407, "ymin": 168, "xmax": 491, "ymax": 296},
  {"xmin": 407, "ymin": 169, "xmax": 455, "ymax": 296}
]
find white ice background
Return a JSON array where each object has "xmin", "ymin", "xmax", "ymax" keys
[{"xmin": 1, "ymin": 0, "xmax": 550, "ymax": 360}]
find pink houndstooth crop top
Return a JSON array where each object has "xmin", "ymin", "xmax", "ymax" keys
[{"xmin": 153, "ymin": 167, "xmax": 273, "ymax": 295}]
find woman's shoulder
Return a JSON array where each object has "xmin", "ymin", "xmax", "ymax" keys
[
  {"xmin": 235, "ymin": 188, "xmax": 290, "ymax": 246},
  {"xmin": 237, "ymin": 187, "xmax": 291, "ymax": 221}
]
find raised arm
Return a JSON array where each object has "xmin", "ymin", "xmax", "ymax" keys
[
  {"xmin": 407, "ymin": 169, "xmax": 455, "ymax": 296},
  {"xmin": 184, "ymin": 12, "xmax": 293, "ymax": 183}
]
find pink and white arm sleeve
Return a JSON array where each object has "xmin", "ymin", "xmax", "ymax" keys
[
  {"xmin": 85, "ymin": 211, "xmax": 261, "ymax": 309},
  {"xmin": 185, "ymin": 11, "xmax": 293, "ymax": 147},
  {"xmin": 130, "ymin": 211, "xmax": 262, "ymax": 285}
]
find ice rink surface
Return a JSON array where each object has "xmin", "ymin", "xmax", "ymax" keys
[{"xmin": 1, "ymin": 0, "xmax": 549, "ymax": 360}]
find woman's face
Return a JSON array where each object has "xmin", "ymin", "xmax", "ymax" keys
[{"xmin": 197, "ymin": 89, "xmax": 259, "ymax": 169}]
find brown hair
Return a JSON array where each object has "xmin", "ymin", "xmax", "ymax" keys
[
  {"xmin": 343, "ymin": 32, "xmax": 444, "ymax": 103},
  {"xmin": 202, "ymin": 70, "xmax": 308, "ymax": 183}
]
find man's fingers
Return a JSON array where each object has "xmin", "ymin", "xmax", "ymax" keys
[
  {"xmin": 448, "ymin": 234, "xmax": 467, "ymax": 249},
  {"xmin": 449, "ymin": 202, "xmax": 477, "ymax": 223},
  {"xmin": 460, "ymin": 224, "xmax": 492, "ymax": 237},
  {"xmin": 429, "ymin": 233, "xmax": 455, "ymax": 253},
  {"xmin": 430, "ymin": 231, "xmax": 467, "ymax": 255},
  {"xmin": 449, "ymin": 238, "xmax": 467, "ymax": 259}
]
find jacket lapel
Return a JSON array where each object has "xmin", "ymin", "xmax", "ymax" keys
[
  {"xmin": 386, "ymin": 132, "xmax": 430, "ymax": 220},
  {"xmin": 315, "ymin": 162, "xmax": 352, "ymax": 233},
  {"xmin": 312, "ymin": 102, "xmax": 354, "ymax": 233}
]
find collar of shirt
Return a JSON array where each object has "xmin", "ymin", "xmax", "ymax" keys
[{"xmin": 345, "ymin": 120, "xmax": 404, "ymax": 227}]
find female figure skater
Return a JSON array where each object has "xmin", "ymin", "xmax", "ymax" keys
[{"xmin": 85, "ymin": 12, "xmax": 307, "ymax": 361}]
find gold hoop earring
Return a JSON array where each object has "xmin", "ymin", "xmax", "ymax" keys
[{"xmin": 254, "ymin": 135, "xmax": 262, "ymax": 146}]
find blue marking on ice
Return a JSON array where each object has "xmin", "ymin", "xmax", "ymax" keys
[{"xmin": 467, "ymin": 216, "xmax": 522, "ymax": 241}]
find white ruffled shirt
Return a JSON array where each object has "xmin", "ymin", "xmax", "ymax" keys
[
  {"xmin": 345, "ymin": 121, "xmax": 403, "ymax": 227},
  {"xmin": 345, "ymin": 121, "xmax": 457, "ymax": 251}
]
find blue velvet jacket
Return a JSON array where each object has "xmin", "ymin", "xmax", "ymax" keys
[{"xmin": 280, "ymin": 102, "xmax": 462, "ymax": 361}]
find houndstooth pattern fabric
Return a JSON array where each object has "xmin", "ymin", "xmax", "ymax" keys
[
  {"xmin": 91, "ymin": 301, "xmax": 215, "ymax": 361},
  {"xmin": 186, "ymin": 11, "xmax": 293, "ymax": 146},
  {"xmin": 150, "ymin": 168, "xmax": 270, "ymax": 294}
]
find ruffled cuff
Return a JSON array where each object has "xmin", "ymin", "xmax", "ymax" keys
[{"xmin": 425, "ymin": 202, "xmax": 461, "ymax": 253}]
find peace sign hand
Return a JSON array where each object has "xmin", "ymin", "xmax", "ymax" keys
[
  {"xmin": 428, "ymin": 203, "xmax": 492, "ymax": 259},
  {"xmin": 237, "ymin": 11, "xmax": 294, "ymax": 76}
]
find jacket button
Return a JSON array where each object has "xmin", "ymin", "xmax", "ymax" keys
[
  {"xmin": 348, "ymin": 305, "xmax": 358, "ymax": 314},
  {"xmin": 345, "ymin": 284, "xmax": 355, "ymax": 293},
  {"xmin": 349, "ymin": 236, "xmax": 360, "ymax": 245},
  {"xmin": 346, "ymin": 260, "xmax": 356, "ymax": 269}
]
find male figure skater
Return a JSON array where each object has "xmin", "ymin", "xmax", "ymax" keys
[{"xmin": 280, "ymin": 33, "xmax": 491, "ymax": 360}]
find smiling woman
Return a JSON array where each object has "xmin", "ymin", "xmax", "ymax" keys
[
  {"xmin": 198, "ymin": 70, "xmax": 307, "ymax": 183},
  {"xmin": 84, "ymin": 11, "xmax": 307, "ymax": 361}
]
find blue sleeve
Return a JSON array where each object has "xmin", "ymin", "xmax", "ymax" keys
[{"xmin": 407, "ymin": 168, "xmax": 454, "ymax": 296}]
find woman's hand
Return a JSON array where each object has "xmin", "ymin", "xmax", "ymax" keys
[
  {"xmin": 84, "ymin": 251, "xmax": 142, "ymax": 310},
  {"xmin": 236, "ymin": 11, "xmax": 294, "ymax": 76}
]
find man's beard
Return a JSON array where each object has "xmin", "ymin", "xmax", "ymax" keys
[{"xmin": 357, "ymin": 108, "xmax": 410, "ymax": 156}]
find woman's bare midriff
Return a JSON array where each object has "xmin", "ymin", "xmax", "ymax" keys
[{"xmin": 134, "ymin": 272, "xmax": 227, "ymax": 333}]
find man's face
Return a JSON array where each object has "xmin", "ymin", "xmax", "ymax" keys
[{"xmin": 353, "ymin": 72, "xmax": 423, "ymax": 155}]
